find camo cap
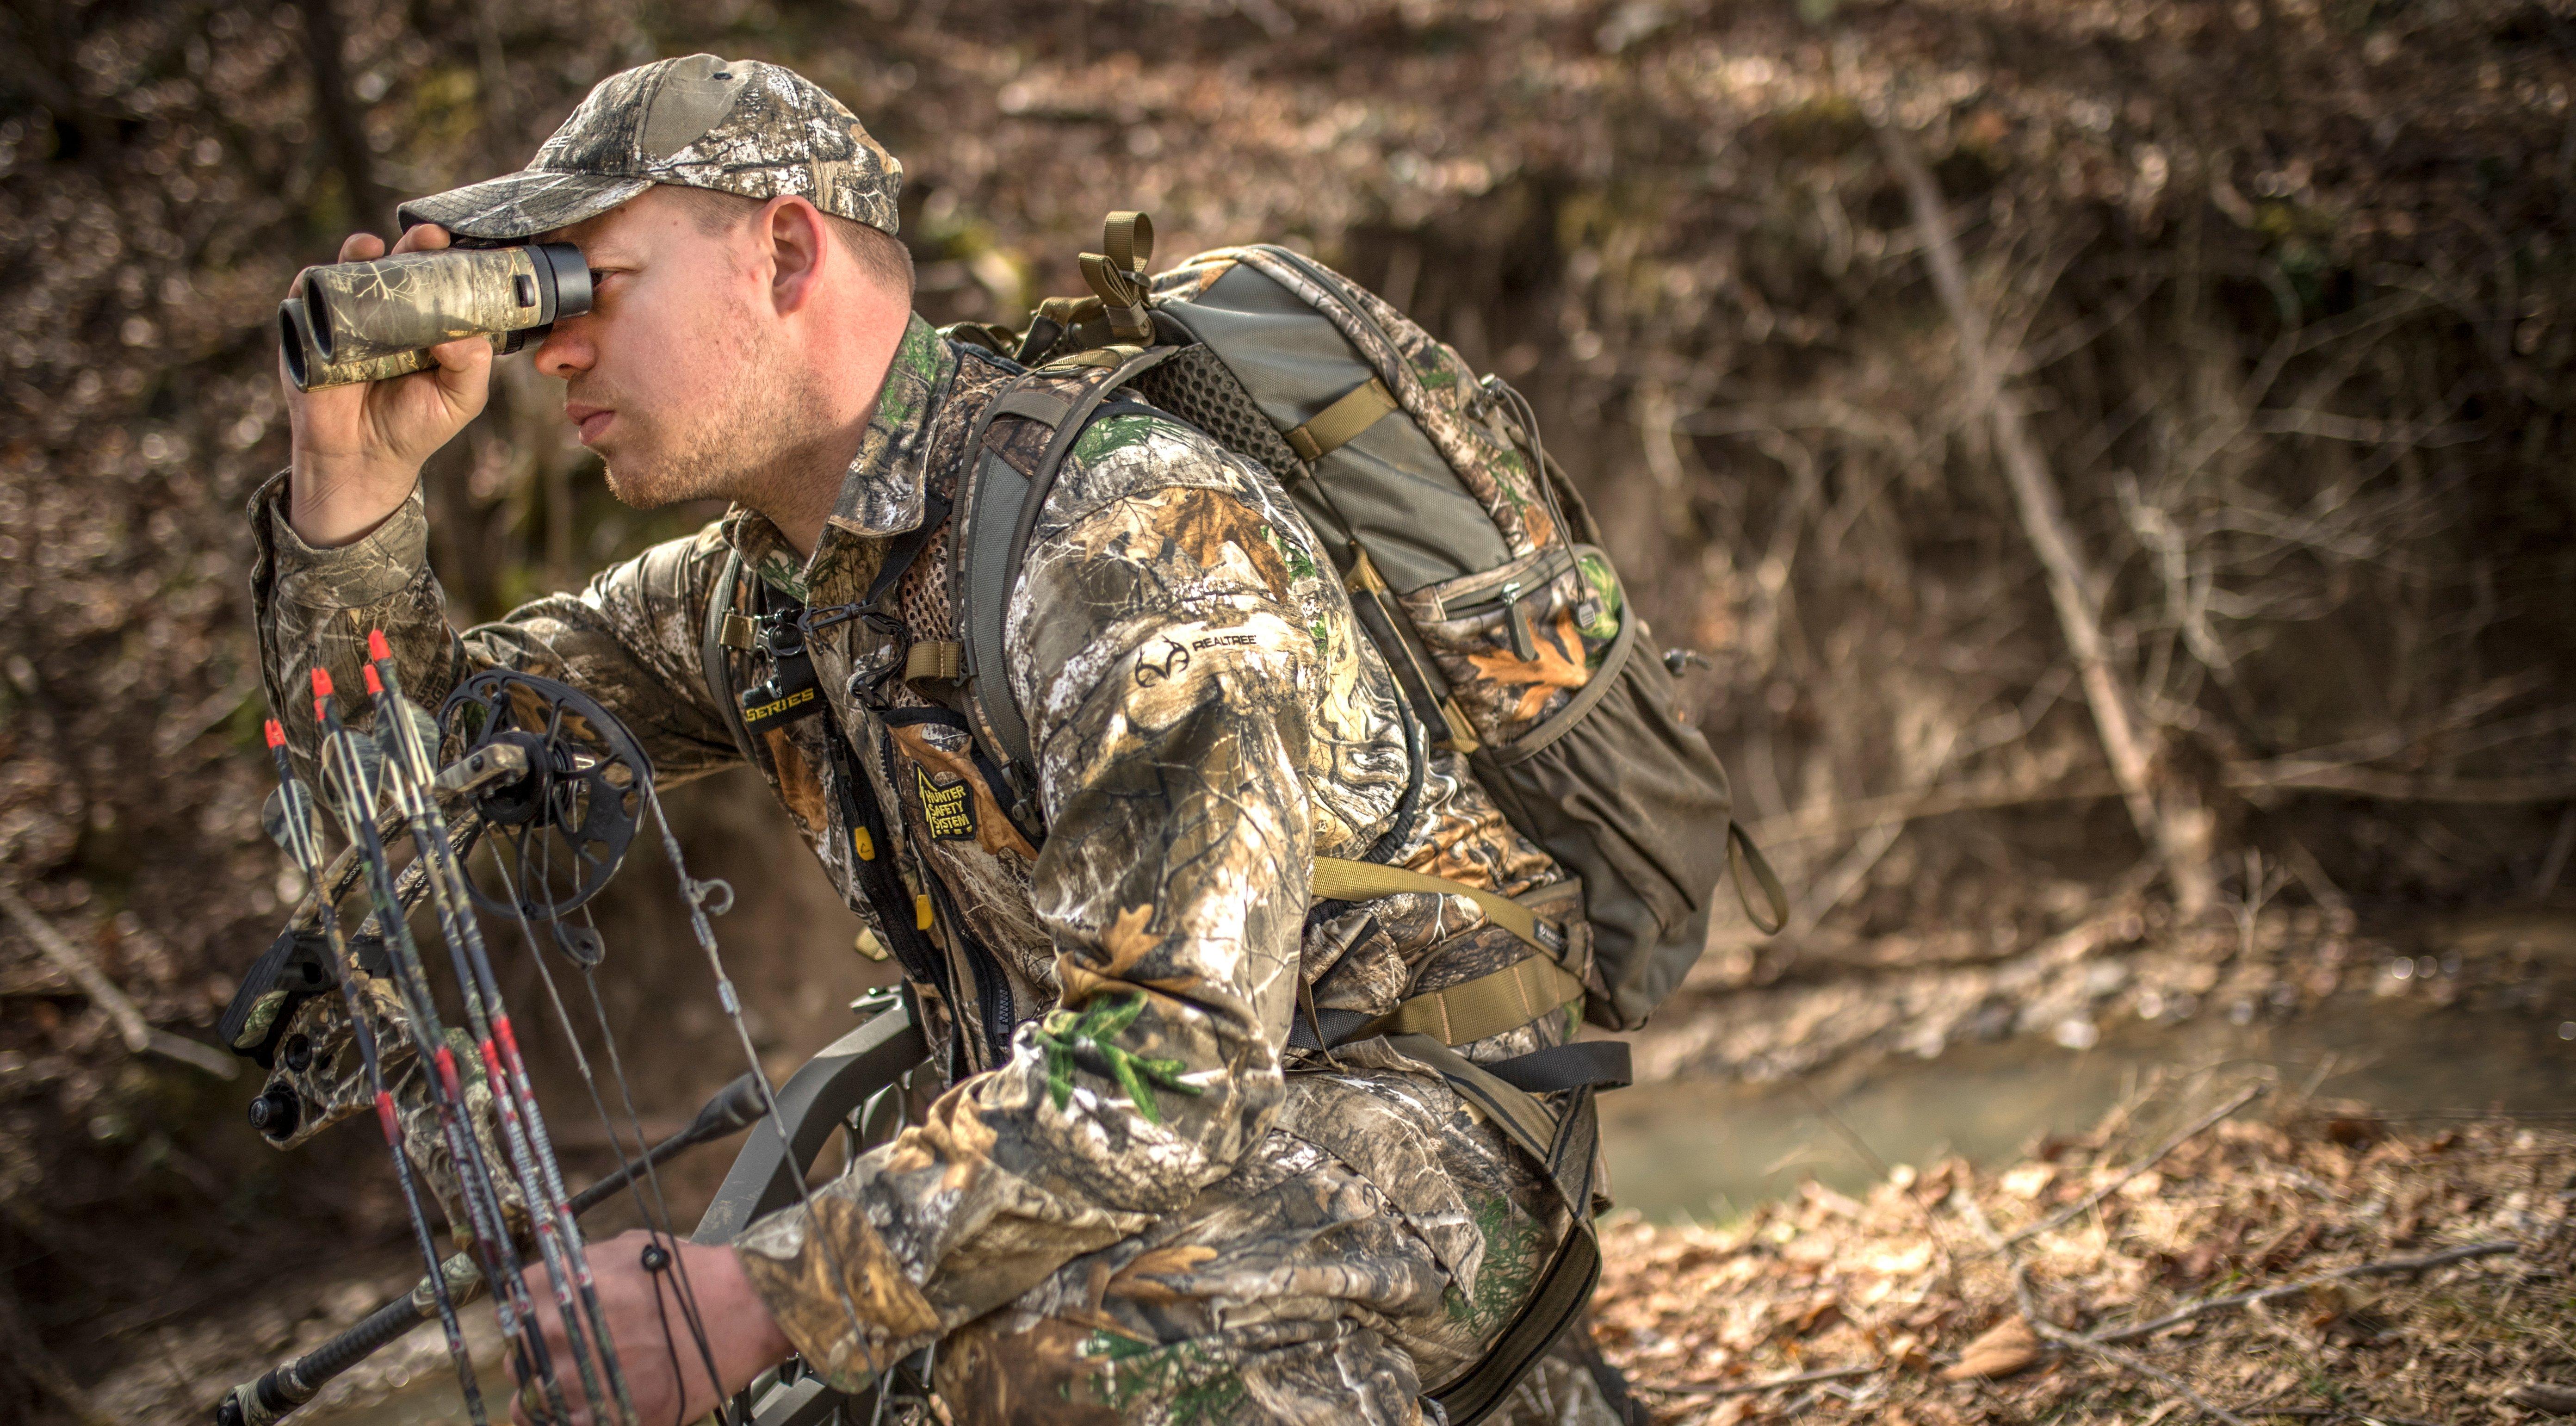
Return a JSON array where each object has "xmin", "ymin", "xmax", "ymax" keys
[{"xmin": 398, "ymin": 54, "xmax": 903, "ymax": 242}]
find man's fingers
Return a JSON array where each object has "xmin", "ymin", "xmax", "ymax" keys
[
  {"xmin": 391, "ymin": 222, "xmax": 452, "ymax": 256},
  {"xmin": 335, "ymin": 231, "xmax": 387, "ymax": 264},
  {"xmin": 426, "ymin": 335, "xmax": 489, "ymax": 373}
]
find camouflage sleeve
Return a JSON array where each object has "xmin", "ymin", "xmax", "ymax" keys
[
  {"xmin": 735, "ymin": 420, "xmax": 1318, "ymax": 1384},
  {"xmin": 246, "ymin": 471, "xmax": 743, "ymax": 782}
]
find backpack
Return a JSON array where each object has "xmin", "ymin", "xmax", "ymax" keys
[{"xmin": 944, "ymin": 214, "xmax": 1787, "ymax": 1030}]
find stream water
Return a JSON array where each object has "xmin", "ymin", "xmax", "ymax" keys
[
  {"xmin": 290, "ymin": 991, "xmax": 2573, "ymax": 1425},
  {"xmin": 1599, "ymin": 994, "xmax": 2576, "ymax": 1221}
]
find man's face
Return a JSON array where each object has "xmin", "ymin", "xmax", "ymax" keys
[{"xmin": 532, "ymin": 186, "xmax": 824, "ymax": 509}]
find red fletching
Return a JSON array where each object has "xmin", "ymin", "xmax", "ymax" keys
[
  {"xmin": 264, "ymin": 719, "xmax": 285, "ymax": 750},
  {"xmin": 375, "ymin": 1091, "xmax": 401, "ymax": 1144},
  {"xmin": 362, "ymin": 664, "xmax": 384, "ymax": 696},
  {"xmin": 494, "ymin": 1017, "xmax": 520, "ymax": 1063},
  {"xmin": 310, "ymin": 668, "xmax": 333, "ymax": 697},
  {"xmin": 367, "ymin": 628, "xmax": 391, "ymax": 663}
]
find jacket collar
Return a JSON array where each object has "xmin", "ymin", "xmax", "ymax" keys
[{"xmin": 723, "ymin": 312, "xmax": 957, "ymax": 601}]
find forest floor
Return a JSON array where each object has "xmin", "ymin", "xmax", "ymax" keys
[
  {"xmin": 74, "ymin": 901, "xmax": 2576, "ymax": 1425},
  {"xmin": 1593, "ymin": 1110, "xmax": 2576, "ymax": 1426}
]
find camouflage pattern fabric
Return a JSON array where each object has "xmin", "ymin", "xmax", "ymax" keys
[
  {"xmin": 918, "ymin": 1041, "xmax": 1603, "ymax": 1426},
  {"xmin": 1151, "ymin": 249, "xmax": 1562, "ymax": 559},
  {"xmin": 250, "ymin": 980, "xmax": 537, "ymax": 1240},
  {"xmin": 249, "ymin": 313, "xmax": 1595, "ymax": 1418},
  {"xmin": 1398, "ymin": 545, "xmax": 1628, "ymax": 751},
  {"xmin": 398, "ymin": 54, "xmax": 903, "ymax": 242}
]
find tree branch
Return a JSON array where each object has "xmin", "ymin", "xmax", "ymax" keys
[
  {"xmin": 0, "ymin": 883, "xmax": 238, "ymax": 1079},
  {"xmin": 1877, "ymin": 117, "xmax": 2217, "ymax": 914},
  {"xmin": 2092, "ymin": 1240, "xmax": 2520, "ymax": 1346},
  {"xmin": 1627, "ymin": 1363, "xmax": 1880, "ymax": 1398}
]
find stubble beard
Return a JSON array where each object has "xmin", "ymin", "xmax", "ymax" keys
[{"xmin": 593, "ymin": 327, "xmax": 831, "ymax": 512}]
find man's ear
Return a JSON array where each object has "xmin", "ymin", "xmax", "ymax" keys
[{"xmin": 762, "ymin": 196, "xmax": 830, "ymax": 315}]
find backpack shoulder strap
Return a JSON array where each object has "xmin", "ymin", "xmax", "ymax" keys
[
  {"xmin": 950, "ymin": 348, "xmax": 1177, "ymax": 786},
  {"xmin": 700, "ymin": 546, "xmax": 758, "ymax": 764}
]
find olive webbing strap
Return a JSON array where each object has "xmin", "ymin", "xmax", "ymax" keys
[
  {"xmin": 1729, "ymin": 821, "xmax": 1792, "ymax": 935},
  {"xmin": 1311, "ymin": 855, "xmax": 1558, "ymax": 955},
  {"xmin": 1363, "ymin": 949, "xmax": 1583, "ymax": 1049},
  {"xmin": 1284, "ymin": 376, "xmax": 1399, "ymax": 463}
]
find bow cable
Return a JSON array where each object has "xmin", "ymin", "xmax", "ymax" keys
[{"xmin": 484, "ymin": 830, "xmax": 728, "ymax": 1404}]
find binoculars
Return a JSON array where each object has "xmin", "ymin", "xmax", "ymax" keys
[{"xmin": 278, "ymin": 242, "xmax": 593, "ymax": 391}]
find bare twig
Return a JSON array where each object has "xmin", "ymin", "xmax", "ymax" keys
[
  {"xmin": 1754, "ymin": 754, "xmax": 2576, "ymax": 853},
  {"xmin": 2034, "ymin": 1322, "xmax": 2253, "ymax": 1426},
  {"xmin": 2228, "ymin": 764, "xmax": 2576, "ymax": 805},
  {"xmin": 1627, "ymin": 1363, "xmax": 1880, "ymax": 1398},
  {"xmin": 1792, "ymin": 1080, "xmax": 1964, "ymax": 1295},
  {"xmin": 0, "ymin": 882, "xmax": 238, "ymax": 1079},
  {"xmin": 2533, "ymin": 806, "xmax": 2576, "ymax": 903},
  {"xmin": 2000, "ymin": 1083, "xmax": 2270, "ymax": 1248},
  {"xmin": 1963, "ymin": 1173, "xmax": 2253, "ymax": 1426},
  {"xmin": 1750, "ymin": 769, "xmax": 2121, "ymax": 845},
  {"xmin": 2246, "ymin": 1400, "xmax": 2442, "ymax": 1410},
  {"xmin": 2093, "ymin": 1240, "xmax": 2520, "ymax": 1346}
]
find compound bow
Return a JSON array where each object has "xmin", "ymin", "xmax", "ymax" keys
[{"xmin": 214, "ymin": 634, "xmax": 931, "ymax": 1426}]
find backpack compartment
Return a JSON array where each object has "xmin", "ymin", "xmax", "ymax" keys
[
  {"xmin": 1398, "ymin": 542, "xmax": 1621, "ymax": 750},
  {"xmin": 1139, "ymin": 245, "xmax": 1757, "ymax": 1031}
]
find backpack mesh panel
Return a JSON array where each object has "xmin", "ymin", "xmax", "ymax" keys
[{"xmin": 1131, "ymin": 343, "xmax": 1307, "ymax": 488}]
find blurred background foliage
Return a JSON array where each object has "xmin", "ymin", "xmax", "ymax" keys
[{"xmin": 0, "ymin": 0, "xmax": 2571, "ymax": 1417}]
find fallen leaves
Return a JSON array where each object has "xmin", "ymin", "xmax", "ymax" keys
[
  {"xmin": 1942, "ymin": 1316, "xmax": 2042, "ymax": 1380},
  {"xmin": 1594, "ymin": 1110, "xmax": 2571, "ymax": 1423}
]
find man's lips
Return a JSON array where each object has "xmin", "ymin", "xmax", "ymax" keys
[{"xmin": 565, "ymin": 403, "xmax": 613, "ymax": 444}]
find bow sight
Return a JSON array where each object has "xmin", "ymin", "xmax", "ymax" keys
[
  {"xmin": 217, "ymin": 637, "xmax": 927, "ymax": 1426},
  {"xmin": 278, "ymin": 242, "xmax": 592, "ymax": 391}
]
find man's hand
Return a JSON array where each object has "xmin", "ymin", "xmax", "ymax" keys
[
  {"xmin": 281, "ymin": 223, "xmax": 494, "ymax": 548},
  {"xmin": 507, "ymin": 1230, "xmax": 793, "ymax": 1426}
]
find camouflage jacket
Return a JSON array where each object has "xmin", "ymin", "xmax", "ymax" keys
[{"xmin": 249, "ymin": 314, "xmax": 1573, "ymax": 1383}]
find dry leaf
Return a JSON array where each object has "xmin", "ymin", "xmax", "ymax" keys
[
  {"xmin": 1941, "ymin": 1316, "xmax": 2041, "ymax": 1380},
  {"xmin": 2000, "ymin": 1164, "xmax": 2057, "ymax": 1200},
  {"xmin": 1791, "ymin": 1296, "xmax": 1844, "ymax": 1336}
]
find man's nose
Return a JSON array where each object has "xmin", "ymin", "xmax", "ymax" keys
[{"xmin": 533, "ymin": 317, "xmax": 592, "ymax": 379}]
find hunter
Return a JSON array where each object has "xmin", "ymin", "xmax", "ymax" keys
[{"xmin": 258, "ymin": 56, "xmax": 1627, "ymax": 1426}]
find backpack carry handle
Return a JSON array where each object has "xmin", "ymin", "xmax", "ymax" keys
[
  {"xmin": 1079, "ymin": 211, "xmax": 1156, "ymax": 343},
  {"xmin": 1728, "ymin": 822, "xmax": 1790, "ymax": 934}
]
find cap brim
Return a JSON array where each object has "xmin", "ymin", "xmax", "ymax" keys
[{"xmin": 396, "ymin": 170, "xmax": 655, "ymax": 242}]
